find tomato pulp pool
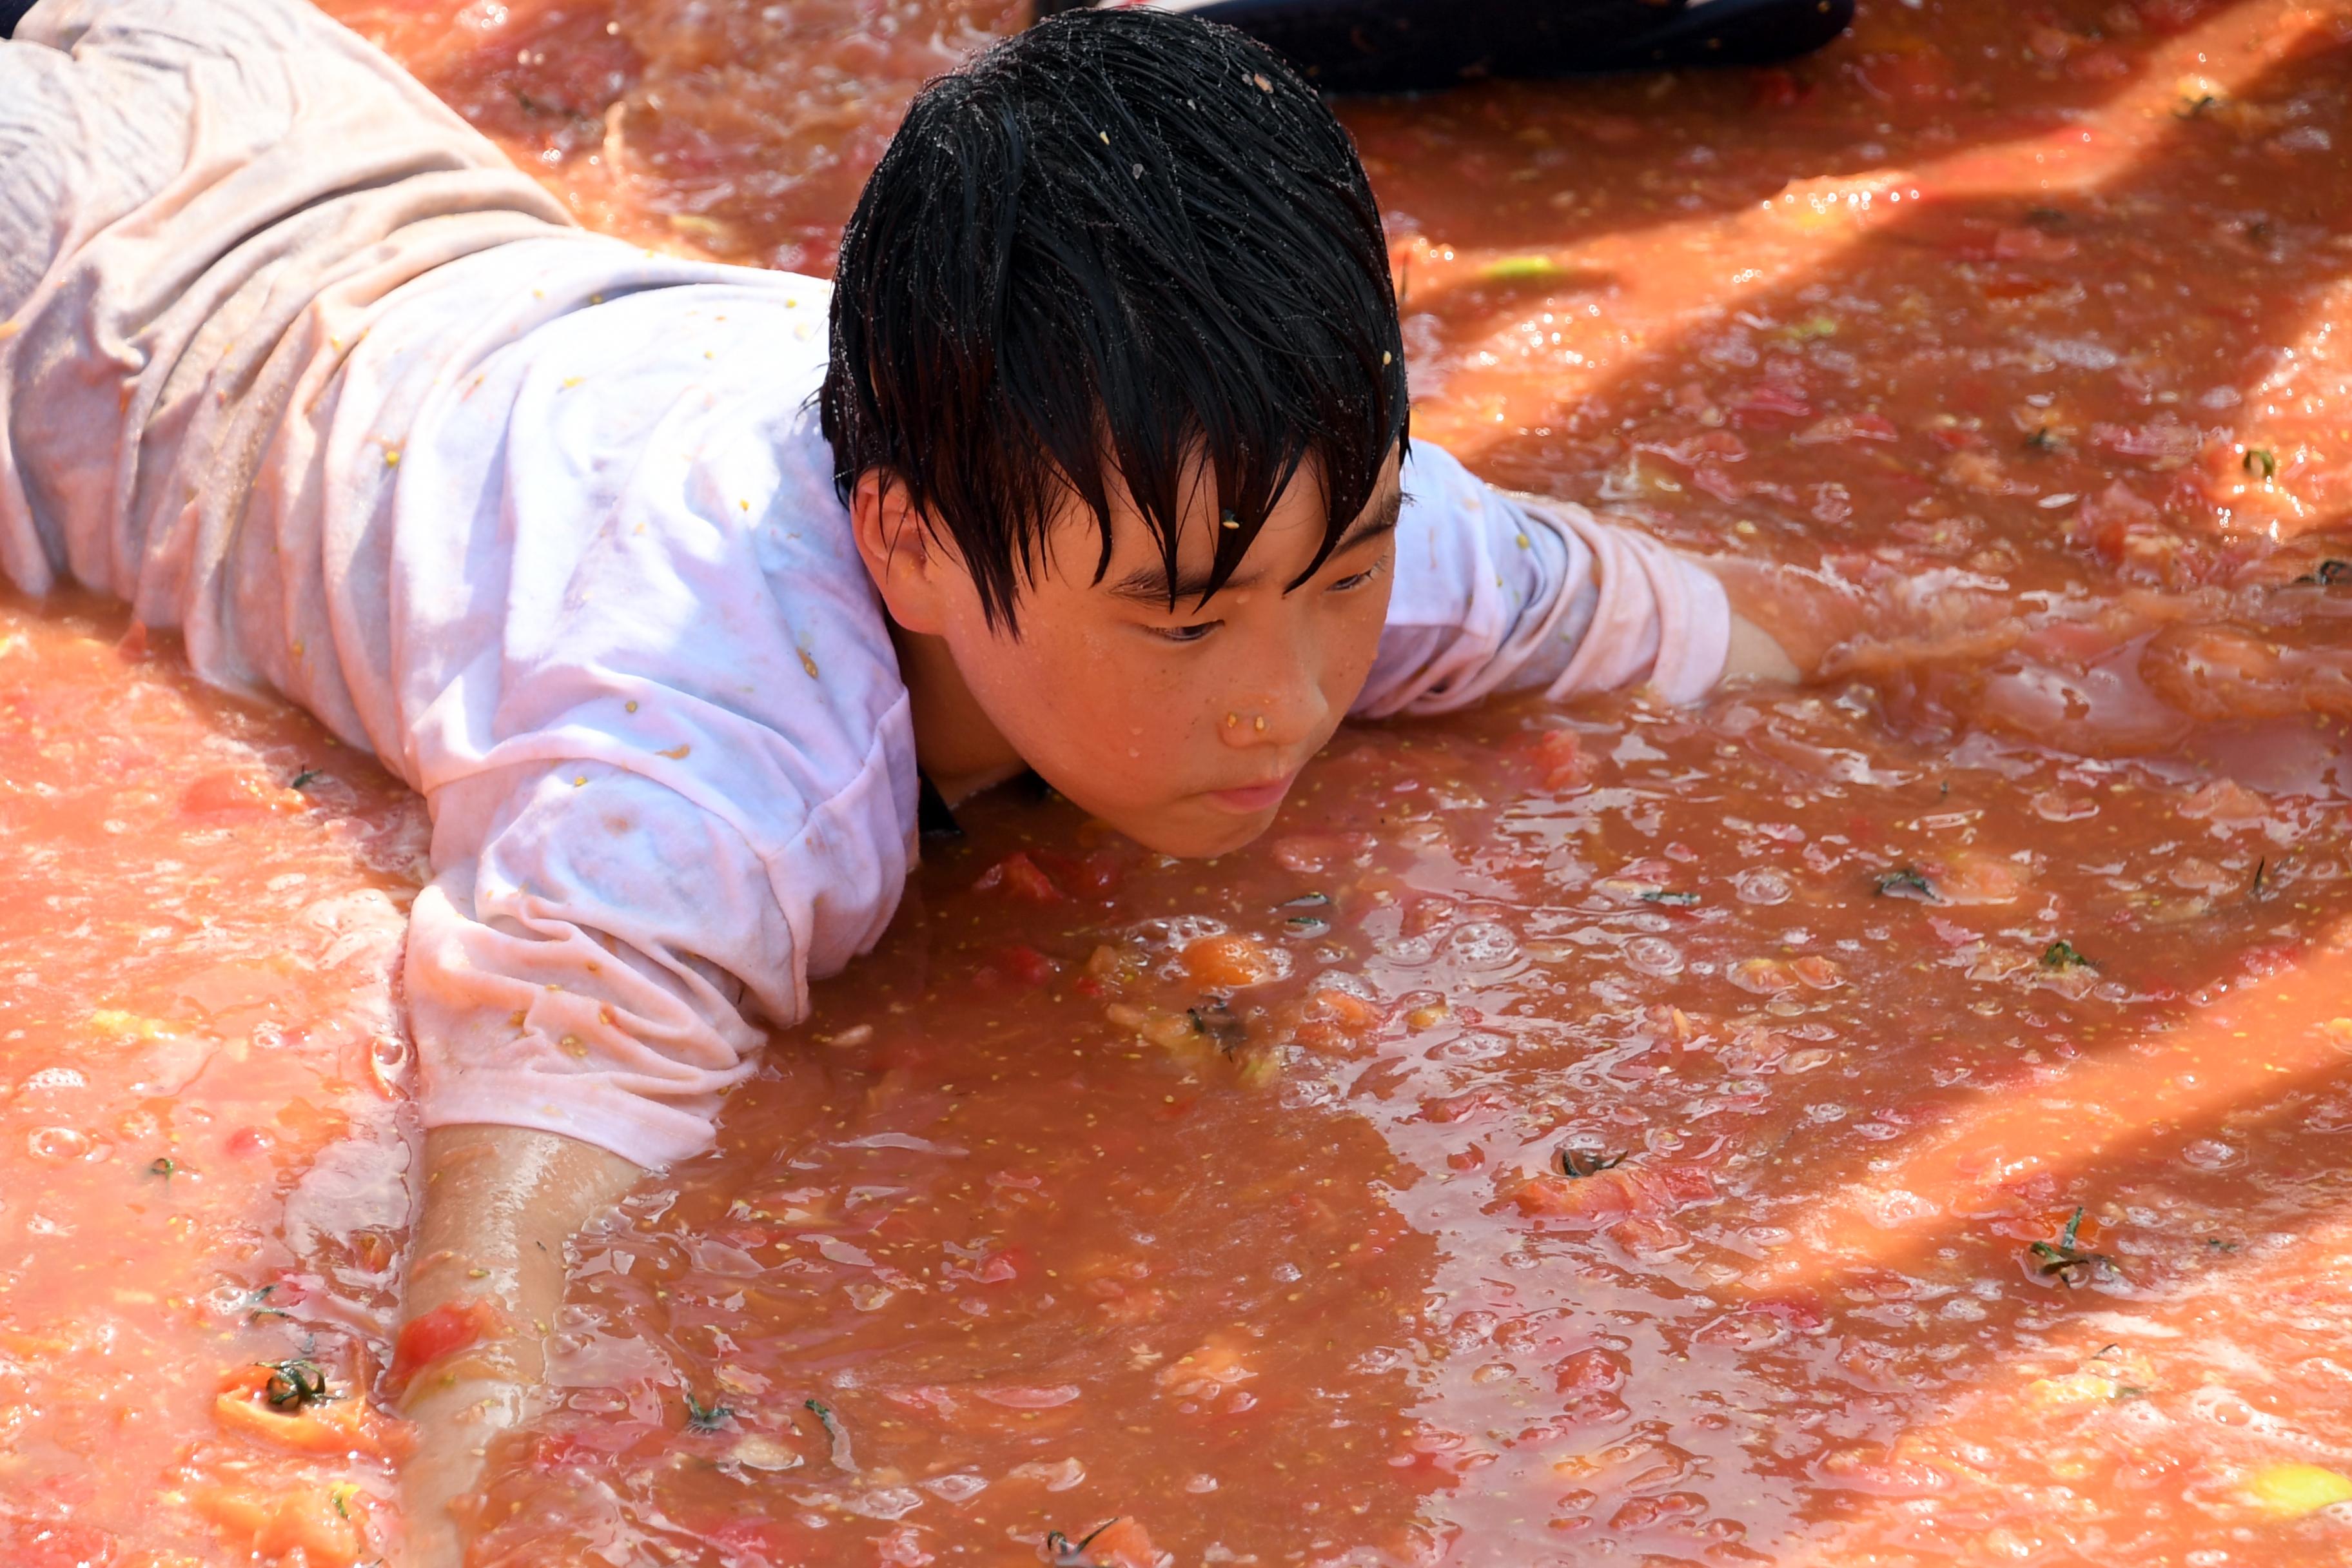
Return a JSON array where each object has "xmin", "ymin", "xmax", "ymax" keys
[{"xmin": 6, "ymin": 0, "xmax": 2352, "ymax": 1563}]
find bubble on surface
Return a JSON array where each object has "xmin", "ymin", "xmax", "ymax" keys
[
  {"xmin": 1446, "ymin": 921, "xmax": 1522, "ymax": 968},
  {"xmin": 27, "ymin": 1127, "xmax": 92, "ymax": 1161},
  {"xmin": 1623, "ymin": 936, "xmax": 1683, "ymax": 976}
]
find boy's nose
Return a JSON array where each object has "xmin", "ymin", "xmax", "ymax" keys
[{"xmin": 1219, "ymin": 683, "xmax": 1326, "ymax": 751}]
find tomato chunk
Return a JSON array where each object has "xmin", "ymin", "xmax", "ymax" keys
[{"xmin": 386, "ymin": 1297, "xmax": 506, "ymax": 1396}]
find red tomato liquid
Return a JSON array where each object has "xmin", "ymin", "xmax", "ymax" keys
[{"xmin": 7, "ymin": 0, "xmax": 2352, "ymax": 1562}]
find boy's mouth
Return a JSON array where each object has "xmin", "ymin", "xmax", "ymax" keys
[{"xmin": 1205, "ymin": 772, "xmax": 1298, "ymax": 814}]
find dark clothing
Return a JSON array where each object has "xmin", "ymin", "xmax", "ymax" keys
[{"xmin": 1039, "ymin": 0, "xmax": 1854, "ymax": 92}]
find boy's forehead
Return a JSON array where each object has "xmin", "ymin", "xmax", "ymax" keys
[{"xmin": 1070, "ymin": 448, "xmax": 1402, "ymax": 606}]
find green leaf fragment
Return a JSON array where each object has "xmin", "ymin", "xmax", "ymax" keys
[
  {"xmin": 1558, "ymin": 1148, "xmax": 1628, "ymax": 1179},
  {"xmin": 805, "ymin": 1396, "xmax": 857, "ymax": 1473},
  {"xmin": 1874, "ymin": 867, "xmax": 1937, "ymax": 901},
  {"xmin": 1281, "ymin": 891, "xmax": 1333, "ymax": 935},
  {"xmin": 684, "ymin": 1390, "xmax": 733, "ymax": 1432},
  {"xmin": 2040, "ymin": 939, "xmax": 2097, "ymax": 971},
  {"xmin": 2244, "ymin": 448, "xmax": 2277, "ymax": 480},
  {"xmin": 261, "ymin": 1358, "xmax": 330, "ymax": 1409},
  {"xmin": 2028, "ymin": 1206, "xmax": 2117, "ymax": 1286},
  {"xmin": 240, "ymin": 1283, "xmax": 291, "ymax": 1323},
  {"xmin": 1048, "ymin": 1520, "xmax": 1125, "ymax": 1566},
  {"xmin": 1478, "ymin": 255, "xmax": 1564, "ymax": 282},
  {"xmin": 1639, "ymin": 888, "xmax": 1700, "ymax": 907}
]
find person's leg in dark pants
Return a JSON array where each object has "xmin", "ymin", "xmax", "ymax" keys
[{"xmin": 1036, "ymin": 0, "xmax": 1856, "ymax": 93}]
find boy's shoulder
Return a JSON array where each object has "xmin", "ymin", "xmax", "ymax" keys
[
  {"xmin": 380, "ymin": 240, "xmax": 890, "ymax": 765},
  {"xmin": 385, "ymin": 237, "xmax": 850, "ymax": 545}
]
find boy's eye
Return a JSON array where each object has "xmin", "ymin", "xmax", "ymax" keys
[
  {"xmin": 1331, "ymin": 568, "xmax": 1378, "ymax": 591},
  {"xmin": 1153, "ymin": 621, "xmax": 1220, "ymax": 645}
]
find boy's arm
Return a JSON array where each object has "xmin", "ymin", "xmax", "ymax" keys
[
  {"xmin": 1700, "ymin": 552, "xmax": 2019, "ymax": 684},
  {"xmin": 397, "ymin": 1125, "xmax": 642, "ymax": 1568},
  {"xmin": 1721, "ymin": 603, "xmax": 1803, "ymax": 683}
]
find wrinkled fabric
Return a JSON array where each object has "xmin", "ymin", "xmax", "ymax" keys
[
  {"xmin": 1359, "ymin": 445, "xmax": 1730, "ymax": 716},
  {"xmin": 0, "ymin": 0, "xmax": 1730, "ymax": 1168}
]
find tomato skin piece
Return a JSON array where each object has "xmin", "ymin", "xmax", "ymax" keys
[
  {"xmin": 1032, "ymin": 848, "xmax": 1122, "ymax": 897},
  {"xmin": 191, "ymin": 1485, "xmax": 368, "ymax": 1567},
  {"xmin": 1511, "ymin": 1162, "xmax": 1716, "ymax": 1225},
  {"xmin": 386, "ymin": 1297, "xmax": 506, "ymax": 1396},
  {"xmin": 179, "ymin": 769, "xmax": 306, "ymax": 818},
  {"xmin": 1527, "ymin": 729, "xmax": 1585, "ymax": 792},
  {"xmin": 224, "ymin": 1126, "xmax": 275, "ymax": 1159},
  {"xmin": 1075, "ymin": 1516, "xmax": 1161, "ymax": 1568},
  {"xmin": 974, "ymin": 850, "xmax": 1065, "ymax": 903},
  {"xmin": 212, "ymin": 1364, "xmax": 406, "ymax": 1460},
  {"xmin": 1181, "ymin": 934, "xmax": 1277, "ymax": 991},
  {"xmin": 1749, "ymin": 66, "xmax": 1808, "ymax": 111},
  {"xmin": 700, "ymin": 1518, "xmax": 822, "ymax": 1566},
  {"xmin": 988, "ymin": 943, "xmax": 1059, "ymax": 988},
  {"xmin": 1553, "ymin": 1347, "xmax": 1628, "ymax": 1396}
]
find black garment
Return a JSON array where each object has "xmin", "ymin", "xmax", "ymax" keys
[
  {"xmin": 916, "ymin": 773, "xmax": 966, "ymax": 841},
  {"xmin": 1035, "ymin": 0, "xmax": 1854, "ymax": 93},
  {"xmin": 1, "ymin": 0, "xmax": 38, "ymax": 40}
]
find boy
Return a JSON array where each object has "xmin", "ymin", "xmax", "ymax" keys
[{"xmin": 0, "ymin": 0, "xmax": 1801, "ymax": 1554}]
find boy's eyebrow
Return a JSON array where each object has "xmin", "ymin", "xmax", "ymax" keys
[
  {"xmin": 1333, "ymin": 479, "xmax": 1406, "ymax": 556},
  {"xmin": 1106, "ymin": 478, "xmax": 1405, "ymax": 607}
]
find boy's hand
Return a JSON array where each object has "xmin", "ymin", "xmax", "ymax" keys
[
  {"xmin": 396, "ymin": 1125, "xmax": 642, "ymax": 1567},
  {"xmin": 1705, "ymin": 553, "xmax": 2020, "ymax": 682}
]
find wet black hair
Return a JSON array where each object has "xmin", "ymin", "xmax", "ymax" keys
[{"xmin": 820, "ymin": 6, "xmax": 1409, "ymax": 634}]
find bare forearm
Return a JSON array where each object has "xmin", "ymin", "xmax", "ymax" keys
[
  {"xmin": 398, "ymin": 1124, "xmax": 642, "ymax": 1563},
  {"xmin": 1702, "ymin": 553, "xmax": 1837, "ymax": 680},
  {"xmin": 1723, "ymin": 608, "xmax": 1801, "ymax": 683},
  {"xmin": 404, "ymin": 1124, "xmax": 642, "ymax": 1378}
]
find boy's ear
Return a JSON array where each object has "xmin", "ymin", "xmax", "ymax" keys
[{"xmin": 850, "ymin": 470, "xmax": 952, "ymax": 635}]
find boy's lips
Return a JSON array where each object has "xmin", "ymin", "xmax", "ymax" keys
[{"xmin": 1206, "ymin": 772, "xmax": 1298, "ymax": 814}]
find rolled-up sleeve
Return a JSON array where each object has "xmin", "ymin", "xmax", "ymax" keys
[
  {"xmin": 404, "ymin": 741, "xmax": 906, "ymax": 1168},
  {"xmin": 1357, "ymin": 442, "xmax": 1730, "ymax": 718},
  {"xmin": 304, "ymin": 255, "xmax": 919, "ymax": 1169}
]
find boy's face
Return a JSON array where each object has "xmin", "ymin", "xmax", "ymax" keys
[{"xmin": 856, "ymin": 448, "xmax": 1402, "ymax": 859}]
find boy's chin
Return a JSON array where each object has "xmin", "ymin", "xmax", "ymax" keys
[{"xmin": 1108, "ymin": 798, "xmax": 1282, "ymax": 861}]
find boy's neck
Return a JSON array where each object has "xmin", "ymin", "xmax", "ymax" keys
[{"xmin": 887, "ymin": 622, "xmax": 1028, "ymax": 807}]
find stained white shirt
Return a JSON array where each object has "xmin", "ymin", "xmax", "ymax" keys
[{"xmin": 0, "ymin": 0, "xmax": 1729, "ymax": 1168}]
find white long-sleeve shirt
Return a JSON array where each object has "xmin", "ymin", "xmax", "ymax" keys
[{"xmin": 1, "ymin": 0, "xmax": 1729, "ymax": 1166}]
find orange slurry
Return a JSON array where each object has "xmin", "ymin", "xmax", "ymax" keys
[{"xmin": 6, "ymin": 0, "xmax": 2351, "ymax": 1560}]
